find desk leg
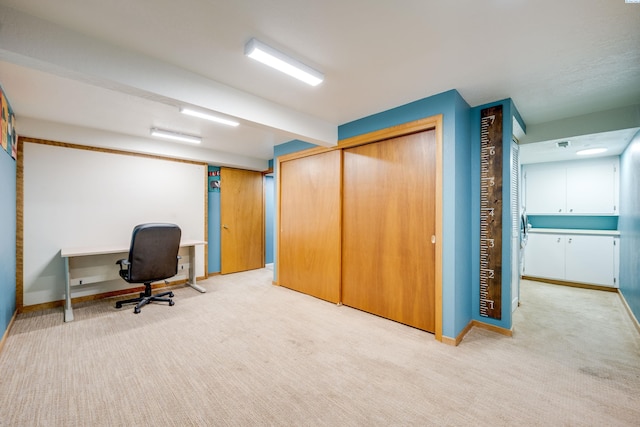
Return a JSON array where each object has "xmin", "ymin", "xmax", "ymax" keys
[
  {"xmin": 63, "ymin": 257, "xmax": 74, "ymax": 322},
  {"xmin": 187, "ymin": 245, "xmax": 206, "ymax": 293}
]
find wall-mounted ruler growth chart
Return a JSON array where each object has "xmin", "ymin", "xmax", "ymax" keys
[{"xmin": 479, "ymin": 105, "xmax": 503, "ymax": 320}]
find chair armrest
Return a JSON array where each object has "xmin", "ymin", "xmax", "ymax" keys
[{"xmin": 116, "ymin": 259, "xmax": 129, "ymax": 272}]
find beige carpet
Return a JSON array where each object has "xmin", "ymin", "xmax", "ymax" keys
[{"xmin": 0, "ymin": 271, "xmax": 638, "ymax": 426}]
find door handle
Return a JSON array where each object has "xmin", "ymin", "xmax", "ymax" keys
[{"xmin": 223, "ymin": 225, "xmax": 229, "ymax": 229}]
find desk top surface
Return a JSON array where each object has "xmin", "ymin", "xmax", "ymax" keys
[{"xmin": 61, "ymin": 239, "xmax": 207, "ymax": 257}]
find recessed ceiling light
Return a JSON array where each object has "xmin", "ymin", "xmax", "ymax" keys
[
  {"xmin": 244, "ymin": 38, "xmax": 324, "ymax": 86},
  {"xmin": 180, "ymin": 108, "xmax": 239, "ymax": 127},
  {"xmin": 150, "ymin": 128, "xmax": 201, "ymax": 144},
  {"xmin": 576, "ymin": 148, "xmax": 607, "ymax": 156}
]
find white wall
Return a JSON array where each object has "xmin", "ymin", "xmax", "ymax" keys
[{"xmin": 22, "ymin": 140, "xmax": 206, "ymax": 306}]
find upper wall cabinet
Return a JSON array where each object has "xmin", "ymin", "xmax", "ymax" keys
[{"xmin": 523, "ymin": 157, "xmax": 619, "ymax": 215}]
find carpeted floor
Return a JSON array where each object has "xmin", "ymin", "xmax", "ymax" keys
[{"xmin": 0, "ymin": 270, "xmax": 638, "ymax": 426}]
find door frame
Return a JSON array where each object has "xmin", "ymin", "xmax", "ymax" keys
[{"xmin": 276, "ymin": 114, "xmax": 443, "ymax": 341}]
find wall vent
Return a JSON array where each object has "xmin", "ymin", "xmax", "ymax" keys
[{"xmin": 556, "ymin": 141, "xmax": 570, "ymax": 148}]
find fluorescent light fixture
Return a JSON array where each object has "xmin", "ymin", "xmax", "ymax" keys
[
  {"xmin": 244, "ymin": 38, "xmax": 324, "ymax": 86},
  {"xmin": 150, "ymin": 128, "xmax": 201, "ymax": 144},
  {"xmin": 576, "ymin": 148, "xmax": 607, "ymax": 156},
  {"xmin": 180, "ymin": 108, "xmax": 239, "ymax": 127}
]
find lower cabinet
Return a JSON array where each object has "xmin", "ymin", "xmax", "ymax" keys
[{"xmin": 524, "ymin": 231, "xmax": 618, "ymax": 287}]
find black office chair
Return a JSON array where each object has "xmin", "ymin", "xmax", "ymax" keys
[{"xmin": 115, "ymin": 223, "xmax": 181, "ymax": 314}]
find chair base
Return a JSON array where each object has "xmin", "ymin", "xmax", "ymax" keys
[{"xmin": 115, "ymin": 282, "xmax": 174, "ymax": 314}]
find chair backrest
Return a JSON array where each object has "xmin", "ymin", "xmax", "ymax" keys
[{"xmin": 126, "ymin": 223, "xmax": 182, "ymax": 283}]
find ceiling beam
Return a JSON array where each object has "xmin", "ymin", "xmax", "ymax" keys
[{"xmin": 0, "ymin": 5, "xmax": 337, "ymax": 148}]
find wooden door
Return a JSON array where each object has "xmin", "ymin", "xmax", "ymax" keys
[
  {"xmin": 220, "ymin": 167, "xmax": 264, "ymax": 274},
  {"xmin": 342, "ymin": 130, "xmax": 437, "ymax": 332},
  {"xmin": 278, "ymin": 150, "xmax": 341, "ymax": 303}
]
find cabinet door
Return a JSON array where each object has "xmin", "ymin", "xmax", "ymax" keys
[
  {"xmin": 565, "ymin": 235, "xmax": 615, "ymax": 286},
  {"xmin": 524, "ymin": 233, "xmax": 565, "ymax": 280},
  {"xmin": 524, "ymin": 164, "xmax": 566, "ymax": 214},
  {"xmin": 566, "ymin": 160, "xmax": 616, "ymax": 214}
]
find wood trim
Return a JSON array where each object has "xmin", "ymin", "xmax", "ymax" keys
[
  {"xmin": 275, "ymin": 158, "xmax": 281, "ymax": 286},
  {"xmin": 442, "ymin": 320, "xmax": 474, "ymax": 346},
  {"xmin": 443, "ymin": 318, "xmax": 513, "ymax": 346},
  {"xmin": 277, "ymin": 145, "xmax": 335, "ymax": 163},
  {"xmin": 277, "ymin": 115, "xmax": 442, "ymax": 163},
  {"xmin": 19, "ymin": 137, "xmax": 206, "ymax": 166},
  {"xmin": 0, "ymin": 310, "xmax": 17, "ymax": 355},
  {"xmin": 16, "ymin": 140, "xmax": 24, "ymax": 309},
  {"xmin": 434, "ymin": 116, "xmax": 444, "ymax": 342},
  {"xmin": 339, "ymin": 116, "xmax": 441, "ymax": 149},
  {"xmin": 16, "ymin": 136, "xmax": 209, "ymax": 310},
  {"xmin": 472, "ymin": 319, "xmax": 513, "ymax": 337},
  {"xmin": 522, "ymin": 276, "xmax": 618, "ymax": 292}
]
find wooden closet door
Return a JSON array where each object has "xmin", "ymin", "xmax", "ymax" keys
[
  {"xmin": 220, "ymin": 167, "xmax": 264, "ymax": 274},
  {"xmin": 278, "ymin": 150, "xmax": 341, "ymax": 303},
  {"xmin": 342, "ymin": 130, "xmax": 436, "ymax": 332}
]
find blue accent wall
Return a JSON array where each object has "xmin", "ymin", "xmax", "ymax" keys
[
  {"xmin": 619, "ymin": 129, "xmax": 640, "ymax": 322},
  {"xmin": 208, "ymin": 166, "xmax": 221, "ymax": 274},
  {"xmin": 0, "ymin": 150, "xmax": 16, "ymax": 338},
  {"xmin": 264, "ymin": 175, "xmax": 274, "ymax": 264}
]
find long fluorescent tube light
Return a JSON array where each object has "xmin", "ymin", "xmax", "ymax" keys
[
  {"xmin": 180, "ymin": 108, "xmax": 239, "ymax": 127},
  {"xmin": 576, "ymin": 148, "xmax": 607, "ymax": 156},
  {"xmin": 150, "ymin": 128, "xmax": 201, "ymax": 144},
  {"xmin": 245, "ymin": 38, "xmax": 324, "ymax": 86}
]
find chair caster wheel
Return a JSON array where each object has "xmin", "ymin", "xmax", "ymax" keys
[
  {"xmin": 169, "ymin": 292, "xmax": 174, "ymax": 298},
  {"xmin": 115, "ymin": 303, "xmax": 122, "ymax": 309},
  {"xmin": 134, "ymin": 308, "xmax": 141, "ymax": 314},
  {"xmin": 169, "ymin": 300, "xmax": 175, "ymax": 306}
]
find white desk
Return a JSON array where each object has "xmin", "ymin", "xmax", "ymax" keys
[{"xmin": 61, "ymin": 240, "xmax": 207, "ymax": 322}]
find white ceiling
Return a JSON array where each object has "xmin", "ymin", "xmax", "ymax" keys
[{"xmin": 0, "ymin": 0, "xmax": 639, "ymax": 167}]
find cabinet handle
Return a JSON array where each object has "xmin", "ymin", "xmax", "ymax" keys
[
  {"xmin": 557, "ymin": 238, "xmax": 561, "ymax": 243},
  {"xmin": 568, "ymin": 238, "xmax": 572, "ymax": 243},
  {"xmin": 569, "ymin": 208, "xmax": 573, "ymax": 212},
  {"xmin": 558, "ymin": 208, "xmax": 562, "ymax": 212}
]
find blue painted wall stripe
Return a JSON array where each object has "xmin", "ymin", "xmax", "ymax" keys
[{"xmin": 0, "ymin": 150, "xmax": 16, "ymax": 337}]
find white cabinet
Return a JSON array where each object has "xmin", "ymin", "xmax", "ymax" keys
[
  {"xmin": 524, "ymin": 233, "xmax": 565, "ymax": 279},
  {"xmin": 524, "ymin": 157, "xmax": 618, "ymax": 215},
  {"xmin": 524, "ymin": 163, "xmax": 566, "ymax": 214},
  {"xmin": 524, "ymin": 231, "xmax": 618, "ymax": 287},
  {"xmin": 565, "ymin": 235, "xmax": 615, "ymax": 286}
]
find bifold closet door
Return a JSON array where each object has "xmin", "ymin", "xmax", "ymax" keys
[
  {"xmin": 278, "ymin": 150, "xmax": 341, "ymax": 303},
  {"xmin": 342, "ymin": 130, "xmax": 436, "ymax": 332}
]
